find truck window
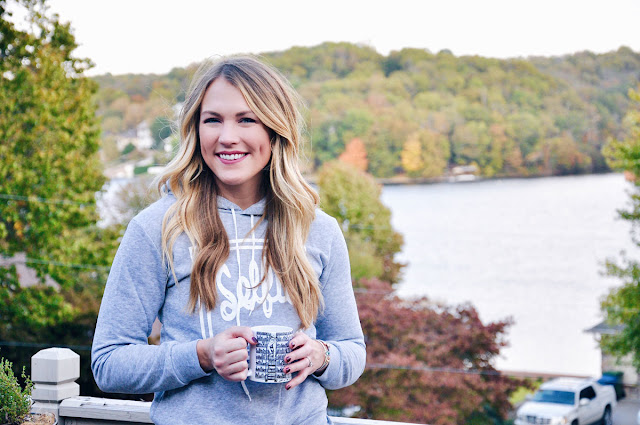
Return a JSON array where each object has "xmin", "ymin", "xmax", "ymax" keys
[
  {"xmin": 579, "ymin": 386, "xmax": 596, "ymax": 400},
  {"xmin": 532, "ymin": 389, "xmax": 575, "ymax": 405}
]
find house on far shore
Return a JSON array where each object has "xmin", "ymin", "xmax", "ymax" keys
[
  {"xmin": 115, "ymin": 121, "xmax": 154, "ymax": 152},
  {"xmin": 585, "ymin": 321, "xmax": 640, "ymax": 386},
  {"xmin": 104, "ymin": 162, "xmax": 135, "ymax": 179}
]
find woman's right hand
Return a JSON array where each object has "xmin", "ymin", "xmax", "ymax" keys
[{"xmin": 196, "ymin": 326, "xmax": 257, "ymax": 381}]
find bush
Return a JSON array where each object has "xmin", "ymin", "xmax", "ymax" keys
[
  {"xmin": 317, "ymin": 161, "xmax": 404, "ymax": 284},
  {"xmin": 0, "ymin": 356, "xmax": 33, "ymax": 425}
]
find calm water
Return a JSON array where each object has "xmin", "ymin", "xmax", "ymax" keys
[{"xmin": 381, "ymin": 173, "xmax": 638, "ymax": 377}]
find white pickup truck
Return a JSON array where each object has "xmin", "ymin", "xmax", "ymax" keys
[{"xmin": 515, "ymin": 377, "xmax": 616, "ymax": 425}]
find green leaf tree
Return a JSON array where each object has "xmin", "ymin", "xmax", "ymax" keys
[
  {"xmin": 0, "ymin": 0, "xmax": 118, "ymax": 361},
  {"xmin": 317, "ymin": 161, "xmax": 404, "ymax": 284},
  {"xmin": 601, "ymin": 85, "xmax": 640, "ymax": 368}
]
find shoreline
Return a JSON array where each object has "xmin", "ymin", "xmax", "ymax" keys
[
  {"xmin": 303, "ymin": 170, "xmax": 623, "ymax": 187},
  {"xmin": 376, "ymin": 170, "xmax": 623, "ymax": 186}
]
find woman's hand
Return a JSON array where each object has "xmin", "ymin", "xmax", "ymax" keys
[
  {"xmin": 197, "ymin": 326, "xmax": 257, "ymax": 381},
  {"xmin": 284, "ymin": 332, "xmax": 326, "ymax": 390}
]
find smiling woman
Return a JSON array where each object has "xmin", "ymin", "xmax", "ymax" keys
[
  {"xmin": 90, "ymin": 56, "xmax": 365, "ymax": 425},
  {"xmin": 198, "ymin": 78, "xmax": 272, "ymax": 208}
]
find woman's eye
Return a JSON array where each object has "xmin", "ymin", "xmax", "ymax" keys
[
  {"xmin": 203, "ymin": 117, "xmax": 220, "ymax": 124},
  {"xmin": 240, "ymin": 117, "xmax": 256, "ymax": 123}
]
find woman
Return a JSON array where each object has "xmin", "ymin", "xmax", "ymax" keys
[{"xmin": 91, "ymin": 56, "xmax": 366, "ymax": 424}]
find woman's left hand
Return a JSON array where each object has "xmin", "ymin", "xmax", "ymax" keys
[{"xmin": 284, "ymin": 332, "xmax": 325, "ymax": 390}]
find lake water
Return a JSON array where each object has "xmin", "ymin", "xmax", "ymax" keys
[{"xmin": 380, "ymin": 173, "xmax": 638, "ymax": 377}]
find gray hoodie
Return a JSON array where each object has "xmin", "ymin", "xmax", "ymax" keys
[{"xmin": 91, "ymin": 193, "xmax": 366, "ymax": 425}]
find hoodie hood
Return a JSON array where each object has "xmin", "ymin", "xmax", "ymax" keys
[
  {"xmin": 216, "ymin": 196, "xmax": 266, "ymax": 217},
  {"xmin": 163, "ymin": 182, "xmax": 266, "ymax": 217}
]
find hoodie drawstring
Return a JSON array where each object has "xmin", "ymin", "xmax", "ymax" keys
[{"xmin": 232, "ymin": 208, "xmax": 253, "ymax": 402}]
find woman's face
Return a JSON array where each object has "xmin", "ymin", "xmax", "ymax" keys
[{"xmin": 199, "ymin": 78, "xmax": 272, "ymax": 208}]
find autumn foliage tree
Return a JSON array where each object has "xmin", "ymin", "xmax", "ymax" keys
[
  {"xmin": 328, "ymin": 278, "xmax": 524, "ymax": 424},
  {"xmin": 400, "ymin": 130, "xmax": 450, "ymax": 178},
  {"xmin": 338, "ymin": 137, "xmax": 368, "ymax": 172}
]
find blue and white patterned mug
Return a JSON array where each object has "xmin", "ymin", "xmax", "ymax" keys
[{"xmin": 248, "ymin": 325, "xmax": 293, "ymax": 383}]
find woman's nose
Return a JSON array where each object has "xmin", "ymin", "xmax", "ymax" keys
[{"xmin": 219, "ymin": 123, "xmax": 239, "ymax": 144}]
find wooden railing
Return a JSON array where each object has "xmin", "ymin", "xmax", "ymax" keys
[{"xmin": 30, "ymin": 347, "xmax": 422, "ymax": 425}]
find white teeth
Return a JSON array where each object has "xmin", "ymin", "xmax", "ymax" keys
[{"xmin": 218, "ymin": 153, "xmax": 246, "ymax": 160}]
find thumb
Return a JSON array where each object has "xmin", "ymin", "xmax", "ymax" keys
[{"xmin": 227, "ymin": 326, "xmax": 258, "ymax": 345}]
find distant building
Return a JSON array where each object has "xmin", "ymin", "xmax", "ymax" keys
[
  {"xmin": 115, "ymin": 128, "xmax": 137, "ymax": 152},
  {"xmin": 135, "ymin": 157, "xmax": 154, "ymax": 168},
  {"xmin": 104, "ymin": 163, "xmax": 135, "ymax": 179},
  {"xmin": 115, "ymin": 121, "xmax": 154, "ymax": 152},
  {"xmin": 134, "ymin": 121, "xmax": 153, "ymax": 150},
  {"xmin": 449, "ymin": 164, "xmax": 479, "ymax": 182},
  {"xmin": 147, "ymin": 165, "xmax": 167, "ymax": 175},
  {"xmin": 585, "ymin": 321, "xmax": 640, "ymax": 386}
]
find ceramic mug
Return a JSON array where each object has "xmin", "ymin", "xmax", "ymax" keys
[{"xmin": 248, "ymin": 325, "xmax": 293, "ymax": 383}]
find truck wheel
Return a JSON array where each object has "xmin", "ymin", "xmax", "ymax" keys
[{"xmin": 601, "ymin": 406, "xmax": 612, "ymax": 425}]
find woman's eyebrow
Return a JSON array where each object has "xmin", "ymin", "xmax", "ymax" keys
[
  {"xmin": 200, "ymin": 110, "xmax": 221, "ymax": 117},
  {"xmin": 200, "ymin": 110, "xmax": 255, "ymax": 117},
  {"xmin": 235, "ymin": 110, "xmax": 255, "ymax": 117}
]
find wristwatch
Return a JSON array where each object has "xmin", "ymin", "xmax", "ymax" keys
[{"xmin": 313, "ymin": 339, "xmax": 331, "ymax": 376}]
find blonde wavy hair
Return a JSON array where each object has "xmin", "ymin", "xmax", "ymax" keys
[{"xmin": 156, "ymin": 56, "xmax": 322, "ymax": 328}]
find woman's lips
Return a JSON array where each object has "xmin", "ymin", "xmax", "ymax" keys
[{"xmin": 216, "ymin": 152, "xmax": 248, "ymax": 164}]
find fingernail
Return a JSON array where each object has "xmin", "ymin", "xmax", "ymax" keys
[
  {"xmin": 285, "ymin": 384, "xmax": 291, "ymax": 390},
  {"xmin": 291, "ymin": 343, "xmax": 296, "ymax": 349},
  {"xmin": 284, "ymin": 367, "xmax": 290, "ymax": 373},
  {"xmin": 285, "ymin": 356, "xmax": 291, "ymax": 363},
  {"xmin": 252, "ymin": 337, "xmax": 258, "ymax": 344}
]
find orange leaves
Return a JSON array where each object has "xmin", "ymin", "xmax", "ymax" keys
[{"xmin": 338, "ymin": 138, "xmax": 368, "ymax": 172}]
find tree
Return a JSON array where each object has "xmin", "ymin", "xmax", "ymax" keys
[
  {"xmin": 338, "ymin": 137, "xmax": 368, "ymax": 172},
  {"xmin": 400, "ymin": 136, "xmax": 424, "ymax": 177},
  {"xmin": 311, "ymin": 108, "xmax": 373, "ymax": 167},
  {"xmin": 317, "ymin": 161, "xmax": 404, "ymax": 284},
  {"xmin": 545, "ymin": 133, "xmax": 592, "ymax": 175},
  {"xmin": 400, "ymin": 130, "xmax": 450, "ymax": 178},
  {"xmin": 327, "ymin": 279, "xmax": 524, "ymax": 424},
  {"xmin": 103, "ymin": 176, "xmax": 159, "ymax": 227},
  {"xmin": 0, "ymin": 0, "xmax": 118, "ymax": 371},
  {"xmin": 150, "ymin": 116, "xmax": 174, "ymax": 150},
  {"xmin": 317, "ymin": 160, "xmax": 523, "ymax": 423},
  {"xmin": 600, "ymin": 85, "xmax": 640, "ymax": 368}
]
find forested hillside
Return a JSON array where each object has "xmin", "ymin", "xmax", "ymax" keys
[{"xmin": 94, "ymin": 42, "xmax": 640, "ymax": 179}]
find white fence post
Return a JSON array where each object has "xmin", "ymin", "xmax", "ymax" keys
[{"xmin": 30, "ymin": 347, "xmax": 80, "ymax": 424}]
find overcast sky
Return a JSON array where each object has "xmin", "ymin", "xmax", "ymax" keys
[{"xmin": 46, "ymin": 0, "xmax": 640, "ymax": 76}]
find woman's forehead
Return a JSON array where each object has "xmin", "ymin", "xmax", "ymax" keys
[{"xmin": 201, "ymin": 78, "xmax": 254, "ymax": 114}]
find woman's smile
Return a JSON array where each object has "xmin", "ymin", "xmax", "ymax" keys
[{"xmin": 216, "ymin": 151, "xmax": 249, "ymax": 163}]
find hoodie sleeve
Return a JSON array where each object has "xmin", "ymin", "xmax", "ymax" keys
[
  {"xmin": 91, "ymin": 219, "xmax": 210, "ymax": 394},
  {"xmin": 312, "ymin": 217, "xmax": 366, "ymax": 390}
]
